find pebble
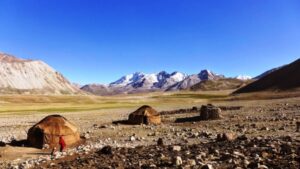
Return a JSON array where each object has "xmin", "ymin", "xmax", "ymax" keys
[
  {"xmin": 175, "ymin": 156, "xmax": 183, "ymax": 166},
  {"xmin": 201, "ymin": 164, "xmax": 214, "ymax": 169},
  {"xmin": 173, "ymin": 146, "xmax": 181, "ymax": 151},
  {"xmin": 187, "ymin": 159, "xmax": 196, "ymax": 166},
  {"xmin": 157, "ymin": 138, "xmax": 164, "ymax": 146},
  {"xmin": 129, "ymin": 136, "xmax": 136, "ymax": 141}
]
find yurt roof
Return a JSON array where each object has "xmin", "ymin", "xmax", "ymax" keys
[
  {"xmin": 31, "ymin": 115, "xmax": 78, "ymax": 136},
  {"xmin": 131, "ymin": 105, "xmax": 160, "ymax": 116}
]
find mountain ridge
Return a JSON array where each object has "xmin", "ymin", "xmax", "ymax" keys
[
  {"xmin": 81, "ymin": 70, "xmax": 227, "ymax": 95},
  {"xmin": 0, "ymin": 53, "xmax": 81, "ymax": 95},
  {"xmin": 234, "ymin": 58, "xmax": 300, "ymax": 93}
]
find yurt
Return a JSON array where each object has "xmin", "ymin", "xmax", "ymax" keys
[
  {"xmin": 27, "ymin": 115, "xmax": 81, "ymax": 149},
  {"xmin": 128, "ymin": 105, "xmax": 161, "ymax": 125},
  {"xmin": 200, "ymin": 104, "xmax": 222, "ymax": 120}
]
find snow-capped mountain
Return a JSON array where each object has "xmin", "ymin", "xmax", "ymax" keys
[
  {"xmin": 81, "ymin": 70, "xmax": 226, "ymax": 95},
  {"xmin": 236, "ymin": 75, "xmax": 252, "ymax": 81},
  {"xmin": 154, "ymin": 71, "xmax": 187, "ymax": 89},
  {"xmin": 0, "ymin": 53, "xmax": 81, "ymax": 94},
  {"xmin": 167, "ymin": 70, "xmax": 224, "ymax": 91},
  {"xmin": 81, "ymin": 71, "xmax": 187, "ymax": 95},
  {"xmin": 109, "ymin": 71, "xmax": 186, "ymax": 89},
  {"xmin": 110, "ymin": 72, "xmax": 145, "ymax": 87},
  {"xmin": 81, "ymin": 70, "xmax": 255, "ymax": 95}
]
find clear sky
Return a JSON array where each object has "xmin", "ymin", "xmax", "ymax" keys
[{"xmin": 0, "ymin": 0, "xmax": 299, "ymax": 84}]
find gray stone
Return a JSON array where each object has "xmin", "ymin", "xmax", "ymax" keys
[
  {"xmin": 173, "ymin": 146, "xmax": 181, "ymax": 151},
  {"xmin": 175, "ymin": 156, "xmax": 183, "ymax": 166},
  {"xmin": 201, "ymin": 164, "xmax": 214, "ymax": 169}
]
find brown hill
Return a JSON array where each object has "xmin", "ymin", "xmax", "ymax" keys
[
  {"xmin": 0, "ymin": 52, "xmax": 82, "ymax": 95},
  {"xmin": 190, "ymin": 78, "xmax": 251, "ymax": 91},
  {"xmin": 234, "ymin": 58, "xmax": 300, "ymax": 93},
  {"xmin": 80, "ymin": 84, "xmax": 113, "ymax": 96}
]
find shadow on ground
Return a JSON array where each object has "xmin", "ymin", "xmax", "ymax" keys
[
  {"xmin": 112, "ymin": 120, "xmax": 135, "ymax": 125},
  {"xmin": 175, "ymin": 116, "xmax": 202, "ymax": 123},
  {"xmin": 8, "ymin": 139, "xmax": 29, "ymax": 147}
]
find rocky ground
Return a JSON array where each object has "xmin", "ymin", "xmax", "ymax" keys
[
  {"xmin": 35, "ymin": 136, "xmax": 299, "ymax": 169},
  {"xmin": 0, "ymin": 97, "xmax": 300, "ymax": 169}
]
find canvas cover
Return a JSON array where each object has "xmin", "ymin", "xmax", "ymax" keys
[
  {"xmin": 200, "ymin": 104, "xmax": 222, "ymax": 120},
  {"xmin": 27, "ymin": 115, "xmax": 81, "ymax": 149},
  {"xmin": 128, "ymin": 105, "xmax": 161, "ymax": 125}
]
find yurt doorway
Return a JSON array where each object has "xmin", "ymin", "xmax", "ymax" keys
[
  {"xmin": 35, "ymin": 128, "xmax": 44, "ymax": 148},
  {"xmin": 143, "ymin": 116, "xmax": 148, "ymax": 124}
]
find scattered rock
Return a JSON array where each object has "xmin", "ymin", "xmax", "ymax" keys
[
  {"xmin": 175, "ymin": 156, "xmax": 183, "ymax": 166},
  {"xmin": 258, "ymin": 164, "xmax": 269, "ymax": 169},
  {"xmin": 157, "ymin": 138, "xmax": 164, "ymax": 146},
  {"xmin": 0, "ymin": 141, "xmax": 6, "ymax": 147},
  {"xmin": 98, "ymin": 146, "xmax": 113, "ymax": 155},
  {"xmin": 84, "ymin": 133, "xmax": 90, "ymax": 139},
  {"xmin": 217, "ymin": 132, "xmax": 236, "ymax": 142},
  {"xmin": 261, "ymin": 127, "xmax": 269, "ymax": 131},
  {"xmin": 187, "ymin": 159, "xmax": 196, "ymax": 166},
  {"xmin": 201, "ymin": 164, "xmax": 214, "ymax": 169},
  {"xmin": 247, "ymin": 162, "xmax": 259, "ymax": 169},
  {"xmin": 129, "ymin": 136, "xmax": 136, "ymax": 141},
  {"xmin": 173, "ymin": 146, "xmax": 181, "ymax": 151}
]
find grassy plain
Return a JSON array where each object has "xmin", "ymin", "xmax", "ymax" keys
[{"xmin": 0, "ymin": 90, "xmax": 232, "ymax": 114}]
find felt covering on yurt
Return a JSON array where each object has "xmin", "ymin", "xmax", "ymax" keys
[
  {"xmin": 27, "ymin": 115, "xmax": 80, "ymax": 149},
  {"xmin": 128, "ymin": 105, "xmax": 161, "ymax": 125}
]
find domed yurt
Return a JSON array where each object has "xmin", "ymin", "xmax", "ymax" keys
[
  {"xmin": 128, "ymin": 105, "xmax": 161, "ymax": 125},
  {"xmin": 27, "ymin": 115, "xmax": 81, "ymax": 149}
]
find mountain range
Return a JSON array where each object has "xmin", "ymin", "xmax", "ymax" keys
[
  {"xmin": 2, "ymin": 52, "xmax": 296, "ymax": 96},
  {"xmin": 80, "ymin": 70, "xmax": 251, "ymax": 95}
]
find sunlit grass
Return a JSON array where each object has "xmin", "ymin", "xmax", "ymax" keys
[{"xmin": 0, "ymin": 91, "xmax": 232, "ymax": 114}]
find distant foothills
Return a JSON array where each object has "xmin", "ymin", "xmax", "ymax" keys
[{"xmin": 0, "ymin": 52, "xmax": 298, "ymax": 95}]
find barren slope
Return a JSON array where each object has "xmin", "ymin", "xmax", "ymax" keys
[
  {"xmin": 0, "ymin": 53, "xmax": 81, "ymax": 94},
  {"xmin": 234, "ymin": 58, "xmax": 300, "ymax": 93},
  {"xmin": 190, "ymin": 78, "xmax": 251, "ymax": 91}
]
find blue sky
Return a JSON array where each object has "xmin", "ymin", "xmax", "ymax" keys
[{"xmin": 0, "ymin": 0, "xmax": 299, "ymax": 84}]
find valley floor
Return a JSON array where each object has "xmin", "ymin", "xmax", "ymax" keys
[{"xmin": 0, "ymin": 91, "xmax": 299, "ymax": 168}]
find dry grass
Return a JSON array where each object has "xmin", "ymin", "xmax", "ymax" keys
[
  {"xmin": 0, "ymin": 90, "xmax": 232, "ymax": 114},
  {"xmin": 229, "ymin": 91, "xmax": 300, "ymax": 101}
]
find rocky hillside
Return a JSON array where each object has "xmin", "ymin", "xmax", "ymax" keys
[
  {"xmin": 235, "ymin": 58, "xmax": 300, "ymax": 93},
  {"xmin": 0, "ymin": 53, "xmax": 81, "ymax": 94},
  {"xmin": 166, "ymin": 70, "xmax": 224, "ymax": 91},
  {"xmin": 80, "ymin": 84, "xmax": 111, "ymax": 96},
  {"xmin": 190, "ymin": 78, "xmax": 252, "ymax": 91}
]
